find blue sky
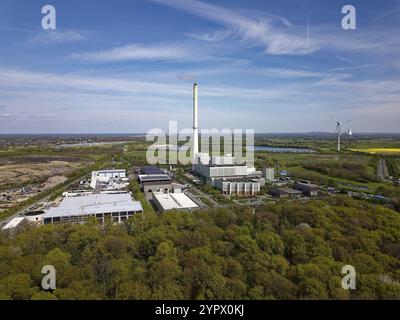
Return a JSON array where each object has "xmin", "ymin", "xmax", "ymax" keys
[{"xmin": 0, "ymin": 0, "xmax": 399, "ymax": 133}]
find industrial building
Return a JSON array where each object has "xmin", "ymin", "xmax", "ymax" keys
[
  {"xmin": 140, "ymin": 166, "xmax": 165, "ymax": 175},
  {"xmin": 192, "ymin": 153, "xmax": 264, "ymax": 194},
  {"xmin": 90, "ymin": 169, "xmax": 128, "ymax": 190},
  {"xmin": 189, "ymin": 84, "xmax": 264, "ymax": 195},
  {"xmin": 214, "ymin": 177, "xmax": 262, "ymax": 196},
  {"xmin": 263, "ymin": 168, "xmax": 275, "ymax": 182},
  {"xmin": 152, "ymin": 190, "xmax": 199, "ymax": 212},
  {"xmin": 23, "ymin": 210, "xmax": 45, "ymax": 223},
  {"xmin": 43, "ymin": 193, "xmax": 143, "ymax": 225},
  {"xmin": 294, "ymin": 182, "xmax": 319, "ymax": 197},
  {"xmin": 138, "ymin": 166, "xmax": 173, "ymax": 193},
  {"xmin": 271, "ymin": 188, "xmax": 303, "ymax": 198}
]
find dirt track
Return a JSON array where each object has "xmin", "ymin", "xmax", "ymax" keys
[{"xmin": 377, "ymin": 158, "xmax": 389, "ymax": 180}]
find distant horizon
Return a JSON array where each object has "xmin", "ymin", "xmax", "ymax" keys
[{"xmin": 1, "ymin": 131, "xmax": 400, "ymax": 136}]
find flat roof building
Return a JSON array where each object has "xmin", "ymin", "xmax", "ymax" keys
[
  {"xmin": 90, "ymin": 169, "xmax": 127, "ymax": 189},
  {"xmin": 152, "ymin": 191, "xmax": 199, "ymax": 212},
  {"xmin": 140, "ymin": 166, "xmax": 165, "ymax": 175},
  {"xmin": 43, "ymin": 193, "xmax": 143, "ymax": 225},
  {"xmin": 137, "ymin": 166, "xmax": 173, "ymax": 194},
  {"xmin": 294, "ymin": 182, "xmax": 319, "ymax": 197},
  {"xmin": 271, "ymin": 188, "xmax": 303, "ymax": 198},
  {"xmin": 138, "ymin": 173, "xmax": 173, "ymax": 193}
]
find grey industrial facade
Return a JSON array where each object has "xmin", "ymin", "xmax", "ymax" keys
[{"xmin": 214, "ymin": 177, "xmax": 261, "ymax": 196}]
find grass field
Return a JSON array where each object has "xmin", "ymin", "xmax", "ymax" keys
[{"xmin": 386, "ymin": 158, "xmax": 400, "ymax": 177}]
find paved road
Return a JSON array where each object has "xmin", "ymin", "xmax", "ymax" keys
[{"xmin": 182, "ymin": 182, "xmax": 222, "ymax": 207}]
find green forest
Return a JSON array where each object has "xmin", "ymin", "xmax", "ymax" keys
[{"xmin": 0, "ymin": 196, "xmax": 399, "ymax": 300}]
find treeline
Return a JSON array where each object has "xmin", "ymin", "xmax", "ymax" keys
[{"xmin": 0, "ymin": 196, "xmax": 399, "ymax": 300}]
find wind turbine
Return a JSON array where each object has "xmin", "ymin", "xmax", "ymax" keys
[{"xmin": 331, "ymin": 116, "xmax": 351, "ymax": 152}]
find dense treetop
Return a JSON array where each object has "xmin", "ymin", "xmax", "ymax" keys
[{"xmin": 0, "ymin": 196, "xmax": 399, "ymax": 300}]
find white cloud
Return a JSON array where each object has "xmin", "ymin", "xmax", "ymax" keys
[
  {"xmin": 29, "ymin": 30, "xmax": 86, "ymax": 44},
  {"xmin": 0, "ymin": 113, "xmax": 15, "ymax": 121},
  {"xmin": 152, "ymin": 0, "xmax": 400, "ymax": 59},
  {"xmin": 71, "ymin": 43, "xmax": 191, "ymax": 62},
  {"xmin": 0, "ymin": 67, "xmax": 399, "ymax": 132},
  {"xmin": 185, "ymin": 29, "xmax": 232, "ymax": 42},
  {"xmin": 177, "ymin": 73, "xmax": 195, "ymax": 82},
  {"xmin": 152, "ymin": 0, "xmax": 319, "ymax": 55}
]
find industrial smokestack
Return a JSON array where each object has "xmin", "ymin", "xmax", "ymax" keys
[{"xmin": 192, "ymin": 83, "xmax": 199, "ymax": 167}]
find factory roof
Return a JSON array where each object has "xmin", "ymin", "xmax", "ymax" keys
[
  {"xmin": 43, "ymin": 193, "xmax": 142, "ymax": 219},
  {"xmin": 140, "ymin": 166, "xmax": 165, "ymax": 175},
  {"xmin": 138, "ymin": 174, "xmax": 171, "ymax": 183},
  {"xmin": 295, "ymin": 182, "xmax": 319, "ymax": 191},
  {"xmin": 272, "ymin": 188, "xmax": 303, "ymax": 195},
  {"xmin": 97, "ymin": 169, "xmax": 126, "ymax": 173},
  {"xmin": 219, "ymin": 177, "xmax": 262, "ymax": 183},
  {"xmin": 206, "ymin": 164, "xmax": 247, "ymax": 168},
  {"xmin": 153, "ymin": 192, "xmax": 198, "ymax": 210}
]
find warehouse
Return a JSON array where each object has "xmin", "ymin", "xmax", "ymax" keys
[
  {"xmin": 137, "ymin": 166, "xmax": 173, "ymax": 193},
  {"xmin": 138, "ymin": 174, "xmax": 172, "ymax": 193},
  {"xmin": 294, "ymin": 182, "xmax": 319, "ymax": 197},
  {"xmin": 43, "ymin": 193, "xmax": 143, "ymax": 225},
  {"xmin": 271, "ymin": 188, "xmax": 303, "ymax": 198},
  {"xmin": 152, "ymin": 190, "xmax": 199, "ymax": 212},
  {"xmin": 140, "ymin": 166, "xmax": 165, "ymax": 175}
]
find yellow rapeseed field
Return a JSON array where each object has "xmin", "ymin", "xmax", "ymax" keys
[{"xmin": 350, "ymin": 148, "xmax": 400, "ymax": 154}]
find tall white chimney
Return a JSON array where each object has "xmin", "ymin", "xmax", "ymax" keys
[{"xmin": 192, "ymin": 83, "xmax": 199, "ymax": 168}]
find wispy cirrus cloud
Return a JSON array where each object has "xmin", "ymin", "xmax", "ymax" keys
[
  {"xmin": 177, "ymin": 73, "xmax": 195, "ymax": 82},
  {"xmin": 152, "ymin": 0, "xmax": 400, "ymax": 58},
  {"xmin": 71, "ymin": 43, "xmax": 193, "ymax": 62},
  {"xmin": 151, "ymin": 0, "xmax": 318, "ymax": 55},
  {"xmin": 0, "ymin": 113, "xmax": 15, "ymax": 121},
  {"xmin": 29, "ymin": 30, "xmax": 86, "ymax": 44},
  {"xmin": 185, "ymin": 29, "xmax": 232, "ymax": 42}
]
